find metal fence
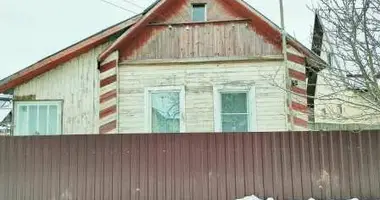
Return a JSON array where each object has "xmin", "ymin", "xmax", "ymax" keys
[
  {"xmin": 1, "ymin": 131, "xmax": 380, "ymax": 200},
  {"xmin": 310, "ymin": 123, "xmax": 380, "ymax": 131}
]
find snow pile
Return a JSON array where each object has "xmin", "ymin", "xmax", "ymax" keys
[
  {"xmin": 235, "ymin": 195, "xmax": 274, "ymax": 200},
  {"xmin": 235, "ymin": 195, "xmax": 262, "ymax": 200},
  {"xmin": 236, "ymin": 196, "xmax": 360, "ymax": 200}
]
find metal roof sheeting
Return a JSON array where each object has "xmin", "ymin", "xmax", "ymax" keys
[{"xmin": 0, "ymin": 131, "xmax": 379, "ymax": 199}]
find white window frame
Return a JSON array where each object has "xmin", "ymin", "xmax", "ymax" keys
[
  {"xmin": 13, "ymin": 100, "xmax": 63, "ymax": 136},
  {"xmin": 191, "ymin": 3, "xmax": 207, "ymax": 22},
  {"xmin": 144, "ymin": 86, "xmax": 186, "ymax": 133},
  {"xmin": 213, "ymin": 85, "xmax": 257, "ymax": 132}
]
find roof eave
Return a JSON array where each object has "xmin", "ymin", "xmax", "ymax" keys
[{"xmin": 0, "ymin": 14, "xmax": 142, "ymax": 93}]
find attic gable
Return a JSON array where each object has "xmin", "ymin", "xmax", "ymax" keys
[
  {"xmin": 99, "ymin": 0, "xmax": 285, "ymax": 62},
  {"xmin": 148, "ymin": 0, "xmax": 241, "ymax": 24}
]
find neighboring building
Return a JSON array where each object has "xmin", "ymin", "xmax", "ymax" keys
[
  {"xmin": 310, "ymin": 14, "xmax": 380, "ymax": 130},
  {"xmin": 0, "ymin": 0, "xmax": 325, "ymax": 135},
  {"xmin": 0, "ymin": 95, "xmax": 12, "ymax": 135}
]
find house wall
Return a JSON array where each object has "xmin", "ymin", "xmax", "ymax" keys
[
  {"xmin": 118, "ymin": 61, "xmax": 287, "ymax": 133},
  {"xmin": 120, "ymin": 21, "xmax": 281, "ymax": 61},
  {"xmin": 314, "ymin": 80, "xmax": 380, "ymax": 127},
  {"xmin": 14, "ymin": 43, "xmax": 110, "ymax": 134}
]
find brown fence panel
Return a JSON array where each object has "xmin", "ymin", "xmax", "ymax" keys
[{"xmin": 1, "ymin": 131, "xmax": 380, "ymax": 200}]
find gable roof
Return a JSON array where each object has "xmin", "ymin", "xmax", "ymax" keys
[
  {"xmin": 0, "ymin": 0, "xmax": 326, "ymax": 94},
  {"xmin": 99, "ymin": 0, "xmax": 327, "ymax": 68},
  {"xmin": 0, "ymin": 14, "xmax": 141, "ymax": 94}
]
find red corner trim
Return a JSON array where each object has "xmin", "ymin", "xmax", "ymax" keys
[
  {"xmin": 287, "ymin": 53, "xmax": 306, "ymax": 65},
  {"xmin": 291, "ymin": 86, "xmax": 307, "ymax": 96},
  {"xmin": 293, "ymin": 117, "xmax": 308, "ymax": 128},
  {"xmin": 100, "ymin": 89, "xmax": 117, "ymax": 104},
  {"xmin": 291, "ymin": 102, "xmax": 308, "ymax": 113},
  {"xmin": 100, "ymin": 75, "xmax": 117, "ymax": 88},
  {"xmin": 99, "ymin": 60, "xmax": 117, "ymax": 73},
  {"xmin": 99, "ymin": 120, "xmax": 117, "ymax": 134},
  {"xmin": 100, "ymin": 105, "xmax": 117, "ymax": 119},
  {"xmin": 289, "ymin": 69, "xmax": 306, "ymax": 81}
]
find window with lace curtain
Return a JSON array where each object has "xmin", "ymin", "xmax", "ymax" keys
[
  {"xmin": 213, "ymin": 86, "xmax": 257, "ymax": 132},
  {"xmin": 145, "ymin": 86, "xmax": 185, "ymax": 133}
]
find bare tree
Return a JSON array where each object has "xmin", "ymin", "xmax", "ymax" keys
[{"xmin": 310, "ymin": 0, "xmax": 380, "ymax": 127}]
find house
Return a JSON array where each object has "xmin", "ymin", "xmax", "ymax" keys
[
  {"xmin": 0, "ymin": 0, "xmax": 325, "ymax": 135},
  {"xmin": 309, "ymin": 14, "xmax": 380, "ymax": 130}
]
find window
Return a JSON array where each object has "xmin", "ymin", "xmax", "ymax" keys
[
  {"xmin": 14, "ymin": 101, "xmax": 62, "ymax": 136},
  {"xmin": 221, "ymin": 93, "xmax": 248, "ymax": 131},
  {"xmin": 214, "ymin": 86, "xmax": 256, "ymax": 132},
  {"xmin": 145, "ymin": 86, "xmax": 185, "ymax": 133},
  {"xmin": 192, "ymin": 4, "xmax": 206, "ymax": 22}
]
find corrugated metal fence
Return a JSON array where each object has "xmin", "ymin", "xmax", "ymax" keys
[{"xmin": 1, "ymin": 131, "xmax": 380, "ymax": 200}]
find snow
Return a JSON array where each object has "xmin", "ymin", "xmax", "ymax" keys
[
  {"xmin": 235, "ymin": 195, "xmax": 262, "ymax": 200},
  {"xmin": 236, "ymin": 195, "xmax": 359, "ymax": 200}
]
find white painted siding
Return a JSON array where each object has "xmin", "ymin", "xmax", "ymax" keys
[
  {"xmin": 119, "ymin": 61, "xmax": 287, "ymax": 133},
  {"xmin": 14, "ymin": 43, "xmax": 110, "ymax": 134}
]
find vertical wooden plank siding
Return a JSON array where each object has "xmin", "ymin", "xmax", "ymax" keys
[
  {"xmin": 1, "ymin": 132, "xmax": 380, "ymax": 200},
  {"xmin": 14, "ymin": 43, "xmax": 111, "ymax": 134},
  {"xmin": 120, "ymin": 22, "xmax": 281, "ymax": 62}
]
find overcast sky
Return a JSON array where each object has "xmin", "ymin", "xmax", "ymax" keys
[{"xmin": 0, "ymin": 0, "xmax": 317, "ymax": 80}]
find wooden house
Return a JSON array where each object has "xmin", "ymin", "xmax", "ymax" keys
[{"xmin": 0, "ymin": 0, "xmax": 325, "ymax": 135}]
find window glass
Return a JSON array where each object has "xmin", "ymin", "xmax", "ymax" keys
[
  {"xmin": 221, "ymin": 93, "xmax": 248, "ymax": 132},
  {"xmin": 17, "ymin": 105, "xmax": 28, "ymax": 135},
  {"xmin": 28, "ymin": 105, "xmax": 38, "ymax": 135},
  {"xmin": 151, "ymin": 92, "xmax": 180, "ymax": 133},
  {"xmin": 221, "ymin": 93, "xmax": 247, "ymax": 113},
  {"xmin": 14, "ymin": 101, "xmax": 61, "ymax": 136},
  {"xmin": 222, "ymin": 114, "xmax": 248, "ymax": 132},
  {"xmin": 48, "ymin": 105, "xmax": 58, "ymax": 134},
  {"xmin": 38, "ymin": 105, "xmax": 48, "ymax": 135},
  {"xmin": 192, "ymin": 4, "xmax": 206, "ymax": 22}
]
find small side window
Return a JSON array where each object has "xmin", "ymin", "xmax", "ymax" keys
[
  {"xmin": 192, "ymin": 4, "xmax": 206, "ymax": 22},
  {"xmin": 14, "ymin": 101, "xmax": 62, "ymax": 136}
]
